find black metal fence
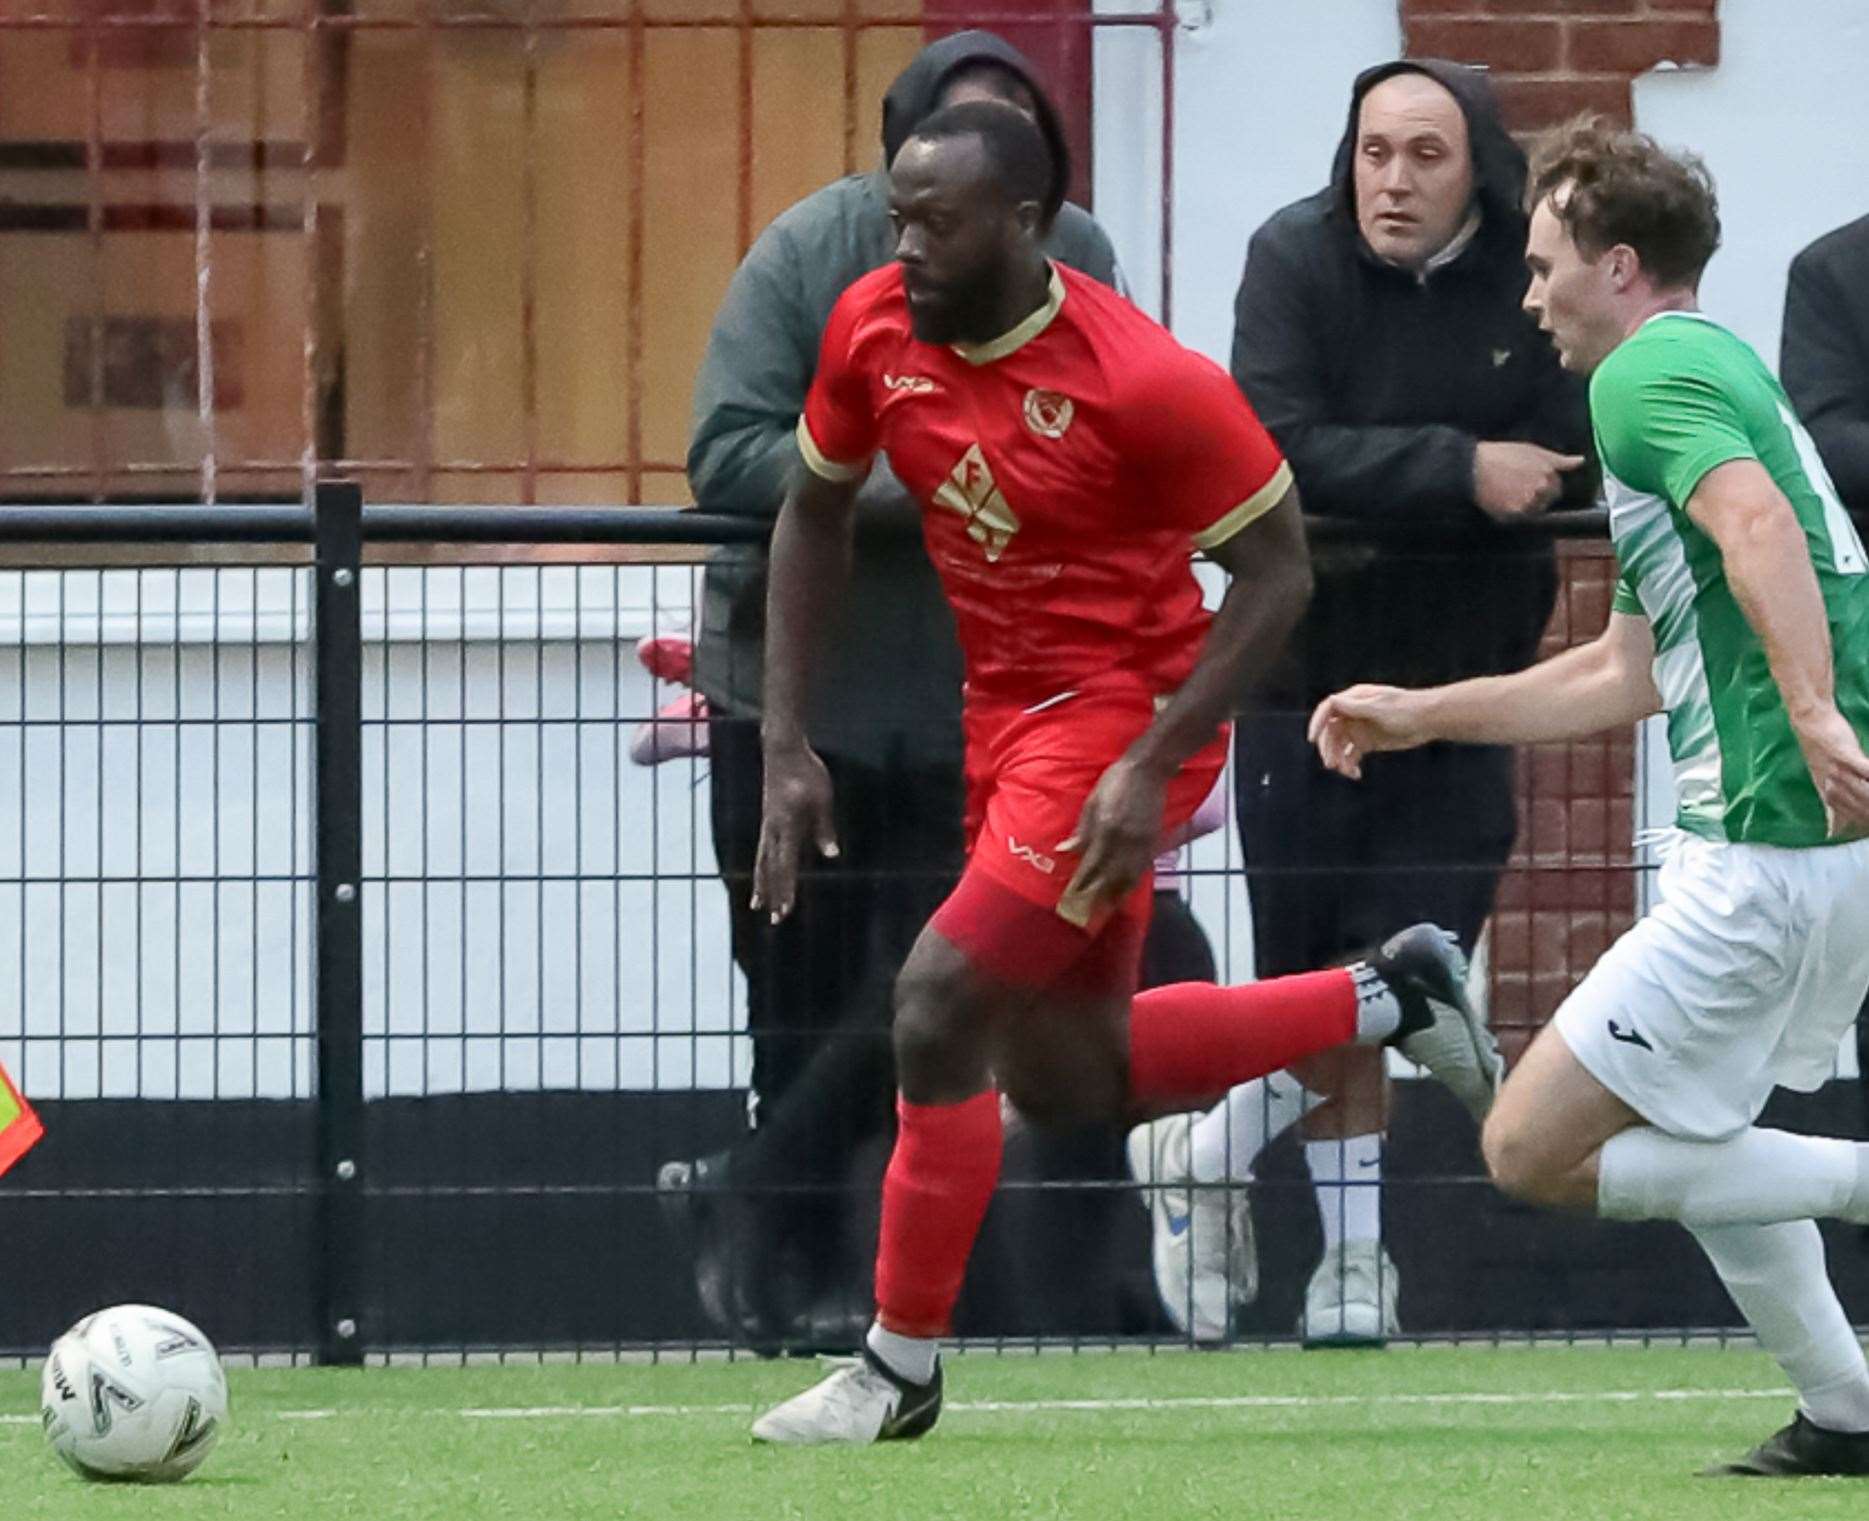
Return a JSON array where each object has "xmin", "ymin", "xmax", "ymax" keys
[{"xmin": 3, "ymin": 487, "xmax": 1864, "ymax": 1361}]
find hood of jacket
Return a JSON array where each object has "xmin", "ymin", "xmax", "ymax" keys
[
  {"xmin": 880, "ymin": 30, "xmax": 1070, "ymax": 226},
  {"xmin": 1328, "ymin": 58, "xmax": 1529, "ymax": 269}
]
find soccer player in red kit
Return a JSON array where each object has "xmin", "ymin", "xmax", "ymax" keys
[{"xmin": 747, "ymin": 100, "xmax": 1501, "ymax": 1445}]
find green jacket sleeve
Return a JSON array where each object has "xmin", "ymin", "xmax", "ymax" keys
[{"xmin": 686, "ymin": 219, "xmax": 821, "ymax": 520}]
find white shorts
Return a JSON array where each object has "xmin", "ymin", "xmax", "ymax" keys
[{"xmin": 1553, "ymin": 831, "xmax": 1869, "ymax": 1141}]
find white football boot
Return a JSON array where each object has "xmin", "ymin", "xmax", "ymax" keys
[
  {"xmin": 750, "ymin": 1348, "xmax": 943, "ymax": 1445},
  {"xmin": 1374, "ymin": 924, "xmax": 1504, "ymax": 1124}
]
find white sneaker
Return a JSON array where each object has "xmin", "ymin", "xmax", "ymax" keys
[
  {"xmin": 749, "ymin": 1350, "xmax": 943, "ymax": 1445},
  {"xmin": 1125, "ymin": 1113, "xmax": 1257, "ymax": 1343},
  {"xmin": 1299, "ymin": 1239, "xmax": 1400, "ymax": 1347}
]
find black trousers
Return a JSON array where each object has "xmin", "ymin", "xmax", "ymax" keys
[
  {"xmin": 1233, "ymin": 711, "xmax": 1518, "ymax": 974},
  {"xmin": 707, "ymin": 713, "xmax": 966, "ymax": 1122}
]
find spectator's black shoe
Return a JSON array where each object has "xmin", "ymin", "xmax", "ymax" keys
[
  {"xmin": 1703, "ymin": 1412, "xmax": 1869, "ymax": 1476},
  {"xmin": 655, "ymin": 1150, "xmax": 789, "ymax": 1355},
  {"xmin": 1368, "ymin": 923, "xmax": 1503, "ymax": 1124}
]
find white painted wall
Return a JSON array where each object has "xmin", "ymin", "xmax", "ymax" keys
[
  {"xmin": 1635, "ymin": 0, "xmax": 1869, "ymax": 367},
  {"xmin": 1094, "ymin": 0, "xmax": 1401, "ymax": 358},
  {"xmin": 0, "ymin": 566, "xmax": 743, "ymax": 1100}
]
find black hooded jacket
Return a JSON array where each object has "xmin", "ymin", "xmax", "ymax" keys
[{"xmin": 1231, "ymin": 59, "xmax": 1594, "ymax": 705}]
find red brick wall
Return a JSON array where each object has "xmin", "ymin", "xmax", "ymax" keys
[
  {"xmin": 1401, "ymin": 0, "xmax": 1720, "ymax": 134},
  {"xmin": 1489, "ymin": 546, "xmax": 1642, "ymax": 1061},
  {"xmin": 1394, "ymin": 1, "xmax": 1723, "ymax": 1054}
]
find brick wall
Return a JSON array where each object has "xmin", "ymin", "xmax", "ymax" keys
[
  {"xmin": 1489, "ymin": 545, "xmax": 1641, "ymax": 1061},
  {"xmin": 1395, "ymin": 1, "xmax": 1724, "ymax": 1054},
  {"xmin": 1400, "ymin": 0, "xmax": 1719, "ymax": 134}
]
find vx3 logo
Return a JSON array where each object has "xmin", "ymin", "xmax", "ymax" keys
[{"xmin": 1007, "ymin": 837, "xmax": 1057, "ymax": 875}]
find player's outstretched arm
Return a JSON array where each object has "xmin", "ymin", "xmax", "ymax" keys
[
  {"xmin": 1686, "ymin": 457, "xmax": 1869, "ymax": 836},
  {"xmin": 1309, "ymin": 611, "xmax": 1662, "ymax": 779},
  {"xmin": 751, "ymin": 468, "xmax": 859, "ymax": 922},
  {"xmin": 1061, "ymin": 482, "xmax": 1312, "ymax": 910}
]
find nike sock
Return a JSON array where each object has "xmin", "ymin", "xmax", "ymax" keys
[
  {"xmin": 1306, "ymin": 1133, "xmax": 1383, "ymax": 1254},
  {"xmin": 1691, "ymin": 1220, "xmax": 1869, "ymax": 1433},
  {"xmin": 1127, "ymin": 970, "xmax": 1360, "ymax": 1108},
  {"xmin": 866, "ymin": 1323, "xmax": 939, "ymax": 1386},
  {"xmin": 1598, "ymin": 1126, "xmax": 1869, "ymax": 1226},
  {"xmin": 873, "ymin": 1090, "xmax": 1002, "ymax": 1340},
  {"xmin": 1189, "ymin": 1074, "xmax": 1318, "ymax": 1185}
]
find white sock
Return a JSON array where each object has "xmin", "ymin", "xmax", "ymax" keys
[
  {"xmin": 1598, "ymin": 1126, "xmax": 1869, "ymax": 1226},
  {"xmin": 1348, "ymin": 964, "xmax": 1402, "ymax": 1044},
  {"xmin": 866, "ymin": 1323, "xmax": 938, "ymax": 1385},
  {"xmin": 1189, "ymin": 1074, "xmax": 1317, "ymax": 1185},
  {"xmin": 1692, "ymin": 1221, "xmax": 1869, "ymax": 1432},
  {"xmin": 1306, "ymin": 1133, "xmax": 1383, "ymax": 1255}
]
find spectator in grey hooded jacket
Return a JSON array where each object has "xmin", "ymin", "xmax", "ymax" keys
[{"xmin": 667, "ymin": 31, "xmax": 1120, "ymax": 1350}]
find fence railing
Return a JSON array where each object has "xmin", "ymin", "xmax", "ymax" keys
[{"xmin": 6, "ymin": 486, "xmax": 1859, "ymax": 1362}]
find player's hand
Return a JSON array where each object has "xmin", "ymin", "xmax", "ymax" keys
[
  {"xmin": 1473, "ymin": 441, "xmax": 1586, "ymax": 522},
  {"xmin": 750, "ymin": 742, "xmax": 838, "ymax": 924},
  {"xmin": 1058, "ymin": 756, "xmax": 1167, "ymax": 913},
  {"xmin": 1307, "ymin": 684, "xmax": 1431, "ymax": 780},
  {"xmin": 1793, "ymin": 707, "xmax": 1869, "ymax": 838}
]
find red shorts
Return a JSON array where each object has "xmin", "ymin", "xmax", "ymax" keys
[{"xmin": 929, "ymin": 683, "xmax": 1228, "ymax": 987}]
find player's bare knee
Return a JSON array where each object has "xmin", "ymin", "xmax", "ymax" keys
[
  {"xmin": 891, "ymin": 947, "xmax": 990, "ymax": 1098},
  {"xmin": 1482, "ymin": 1111, "xmax": 1552, "ymax": 1203}
]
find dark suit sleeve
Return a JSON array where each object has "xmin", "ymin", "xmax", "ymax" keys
[
  {"xmin": 1229, "ymin": 223, "xmax": 1478, "ymax": 521},
  {"xmin": 1782, "ymin": 246, "xmax": 1869, "ymax": 516}
]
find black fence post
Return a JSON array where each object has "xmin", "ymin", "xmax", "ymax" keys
[{"xmin": 313, "ymin": 479, "xmax": 366, "ymax": 1366}]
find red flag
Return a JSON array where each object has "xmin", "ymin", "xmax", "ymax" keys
[{"xmin": 0, "ymin": 1061, "xmax": 43, "ymax": 1178}]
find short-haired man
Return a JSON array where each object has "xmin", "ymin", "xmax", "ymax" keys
[
  {"xmin": 1128, "ymin": 59, "xmax": 1593, "ymax": 1348},
  {"xmin": 1313, "ymin": 120, "xmax": 1869, "ymax": 1477},
  {"xmin": 745, "ymin": 100, "xmax": 1500, "ymax": 1446},
  {"xmin": 671, "ymin": 32, "xmax": 1121, "ymax": 1345}
]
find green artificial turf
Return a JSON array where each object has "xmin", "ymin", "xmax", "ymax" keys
[{"xmin": 3, "ymin": 1344, "xmax": 1863, "ymax": 1520}]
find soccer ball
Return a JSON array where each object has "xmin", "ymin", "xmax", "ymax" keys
[{"xmin": 40, "ymin": 1304, "xmax": 229, "ymax": 1483}]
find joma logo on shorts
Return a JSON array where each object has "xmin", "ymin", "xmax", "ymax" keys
[{"xmin": 1007, "ymin": 837, "xmax": 1056, "ymax": 875}]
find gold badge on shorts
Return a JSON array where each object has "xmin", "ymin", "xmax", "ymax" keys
[{"xmin": 1023, "ymin": 388, "xmax": 1073, "ymax": 440}]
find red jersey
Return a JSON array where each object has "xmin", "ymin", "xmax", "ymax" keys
[{"xmin": 799, "ymin": 261, "xmax": 1291, "ymax": 703}]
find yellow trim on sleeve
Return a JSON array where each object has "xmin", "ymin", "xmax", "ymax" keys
[
  {"xmin": 1191, "ymin": 459, "xmax": 1293, "ymax": 551},
  {"xmin": 795, "ymin": 416, "xmax": 870, "ymax": 483}
]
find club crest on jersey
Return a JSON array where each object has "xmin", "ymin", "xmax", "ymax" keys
[
  {"xmin": 934, "ymin": 444, "xmax": 1020, "ymax": 562},
  {"xmin": 1022, "ymin": 388, "xmax": 1073, "ymax": 440}
]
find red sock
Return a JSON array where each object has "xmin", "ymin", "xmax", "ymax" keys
[
  {"xmin": 1127, "ymin": 970, "xmax": 1358, "ymax": 1109},
  {"xmin": 873, "ymin": 1090, "xmax": 1003, "ymax": 1339}
]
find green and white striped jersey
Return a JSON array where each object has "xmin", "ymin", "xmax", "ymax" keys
[{"xmin": 1593, "ymin": 311, "xmax": 1869, "ymax": 847}]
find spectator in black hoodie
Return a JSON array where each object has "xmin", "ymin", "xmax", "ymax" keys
[{"xmin": 1126, "ymin": 60, "xmax": 1593, "ymax": 1348}]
